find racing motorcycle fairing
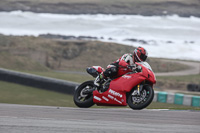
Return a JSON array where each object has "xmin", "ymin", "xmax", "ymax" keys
[
  {"xmin": 109, "ymin": 72, "xmax": 146, "ymax": 93},
  {"xmin": 93, "ymin": 89, "xmax": 127, "ymax": 106},
  {"xmin": 74, "ymin": 61, "xmax": 156, "ymax": 109},
  {"xmin": 137, "ymin": 62, "xmax": 156, "ymax": 85},
  {"xmin": 93, "ymin": 72, "xmax": 145, "ymax": 106},
  {"xmin": 86, "ymin": 66, "xmax": 105, "ymax": 78},
  {"xmin": 93, "ymin": 62, "xmax": 156, "ymax": 106}
]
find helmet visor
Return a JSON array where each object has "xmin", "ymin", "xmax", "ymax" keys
[
  {"xmin": 141, "ymin": 54, "xmax": 147, "ymax": 61},
  {"xmin": 134, "ymin": 48, "xmax": 148, "ymax": 62}
]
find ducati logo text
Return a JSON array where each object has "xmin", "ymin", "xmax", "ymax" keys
[{"xmin": 109, "ymin": 89, "xmax": 123, "ymax": 98}]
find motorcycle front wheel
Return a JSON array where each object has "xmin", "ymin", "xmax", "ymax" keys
[
  {"xmin": 127, "ymin": 84, "xmax": 154, "ymax": 110},
  {"xmin": 73, "ymin": 80, "xmax": 95, "ymax": 108}
]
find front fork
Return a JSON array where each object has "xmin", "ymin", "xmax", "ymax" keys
[
  {"xmin": 137, "ymin": 84, "xmax": 144, "ymax": 95},
  {"xmin": 132, "ymin": 81, "xmax": 145, "ymax": 96}
]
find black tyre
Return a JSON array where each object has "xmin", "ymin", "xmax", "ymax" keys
[
  {"xmin": 127, "ymin": 85, "xmax": 154, "ymax": 110},
  {"xmin": 73, "ymin": 81, "xmax": 95, "ymax": 108}
]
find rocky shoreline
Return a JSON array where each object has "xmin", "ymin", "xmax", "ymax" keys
[
  {"xmin": 39, "ymin": 34, "xmax": 196, "ymax": 46},
  {"xmin": 0, "ymin": 0, "xmax": 200, "ymax": 17}
]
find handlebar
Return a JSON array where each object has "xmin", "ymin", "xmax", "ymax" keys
[
  {"xmin": 127, "ymin": 65, "xmax": 136, "ymax": 70},
  {"xmin": 118, "ymin": 64, "xmax": 142, "ymax": 72},
  {"xmin": 127, "ymin": 64, "xmax": 142, "ymax": 72}
]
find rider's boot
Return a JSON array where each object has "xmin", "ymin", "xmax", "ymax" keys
[{"xmin": 94, "ymin": 74, "xmax": 105, "ymax": 91}]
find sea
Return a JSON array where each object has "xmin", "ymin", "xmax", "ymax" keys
[{"xmin": 0, "ymin": 11, "xmax": 200, "ymax": 61}]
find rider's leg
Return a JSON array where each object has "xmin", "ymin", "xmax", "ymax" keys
[
  {"xmin": 104, "ymin": 66, "xmax": 118, "ymax": 78},
  {"xmin": 94, "ymin": 66, "xmax": 118, "ymax": 91},
  {"xmin": 94, "ymin": 73, "xmax": 105, "ymax": 91}
]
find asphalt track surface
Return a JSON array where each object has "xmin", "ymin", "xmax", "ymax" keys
[{"xmin": 0, "ymin": 104, "xmax": 200, "ymax": 133}]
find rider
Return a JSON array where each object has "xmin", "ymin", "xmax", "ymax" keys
[{"xmin": 95, "ymin": 46, "xmax": 148, "ymax": 89}]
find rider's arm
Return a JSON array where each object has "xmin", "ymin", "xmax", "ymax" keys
[
  {"xmin": 118, "ymin": 53, "xmax": 134, "ymax": 67},
  {"xmin": 119, "ymin": 59, "xmax": 129, "ymax": 68}
]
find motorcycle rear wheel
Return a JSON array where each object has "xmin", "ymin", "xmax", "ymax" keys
[
  {"xmin": 127, "ymin": 84, "xmax": 154, "ymax": 110},
  {"xmin": 73, "ymin": 80, "xmax": 95, "ymax": 108}
]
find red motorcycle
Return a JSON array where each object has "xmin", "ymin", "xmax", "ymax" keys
[{"xmin": 73, "ymin": 62, "xmax": 156, "ymax": 110}]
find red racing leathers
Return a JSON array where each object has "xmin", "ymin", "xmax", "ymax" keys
[{"xmin": 103, "ymin": 53, "xmax": 134, "ymax": 78}]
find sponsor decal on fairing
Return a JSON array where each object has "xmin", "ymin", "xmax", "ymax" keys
[
  {"xmin": 114, "ymin": 98, "xmax": 122, "ymax": 104},
  {"xmin": 108, "ymin": 94, "xmax": 114, "ymax": 100},
  {"xmin": 108, "ymin": 94, "xmax": 122, "ymax": 104},
  {"xmin": 122, "ymin": 75, "xmax": 131, "ymax": 79},
  {"xmin": 94, "ymin": 96, "xmax": 101, "ymax": 101},
  {"xmin": 102, "ymin": 96, "xmax": 109, "ymax": 102},
  {"xmin": 108, "ymin": 89, "xmax": 123, "ymax": 98}
]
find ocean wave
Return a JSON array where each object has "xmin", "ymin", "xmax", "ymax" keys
[{"xmin": 0, "ymin": 11, "xmax": 200, "ymax": 61}]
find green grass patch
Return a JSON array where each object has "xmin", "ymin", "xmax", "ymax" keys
[
  {"xmin": 22, "ymin": 70, "xmax": 200, "ymax": 85},
  {"xmin": 0, "ymin": 81, "xmax": 76, "ymax": 107},
  {"xmin": 24, "ymin": 71, "xmax": 93, "ymax": 83},
  {"xmin": 148, "ymin": 102, "xmax": 200, "ymax": 110},
  {"xmin": 156, "ymin": 74, "xmax": 200, "ymax": 90},
  {"xmin": 157, "ymin": 74, "xmax": 200, "ymax": 83}
]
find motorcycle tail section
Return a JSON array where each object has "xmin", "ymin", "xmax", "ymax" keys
[{"xmin": 86, "ymin": 66, "xmax": 105, "ymax": 77}]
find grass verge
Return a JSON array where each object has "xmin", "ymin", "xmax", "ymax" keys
[
  {"xmin": 0, "ymin": 80, "xmax": 76, "ymax": 107},
  {"xmin": 156, "ymin": 74, "xmax": 200, "ymax": 91},
  {"xmin": 147, "ymin": 102, "xmax": 200, "ymax": 110}
]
